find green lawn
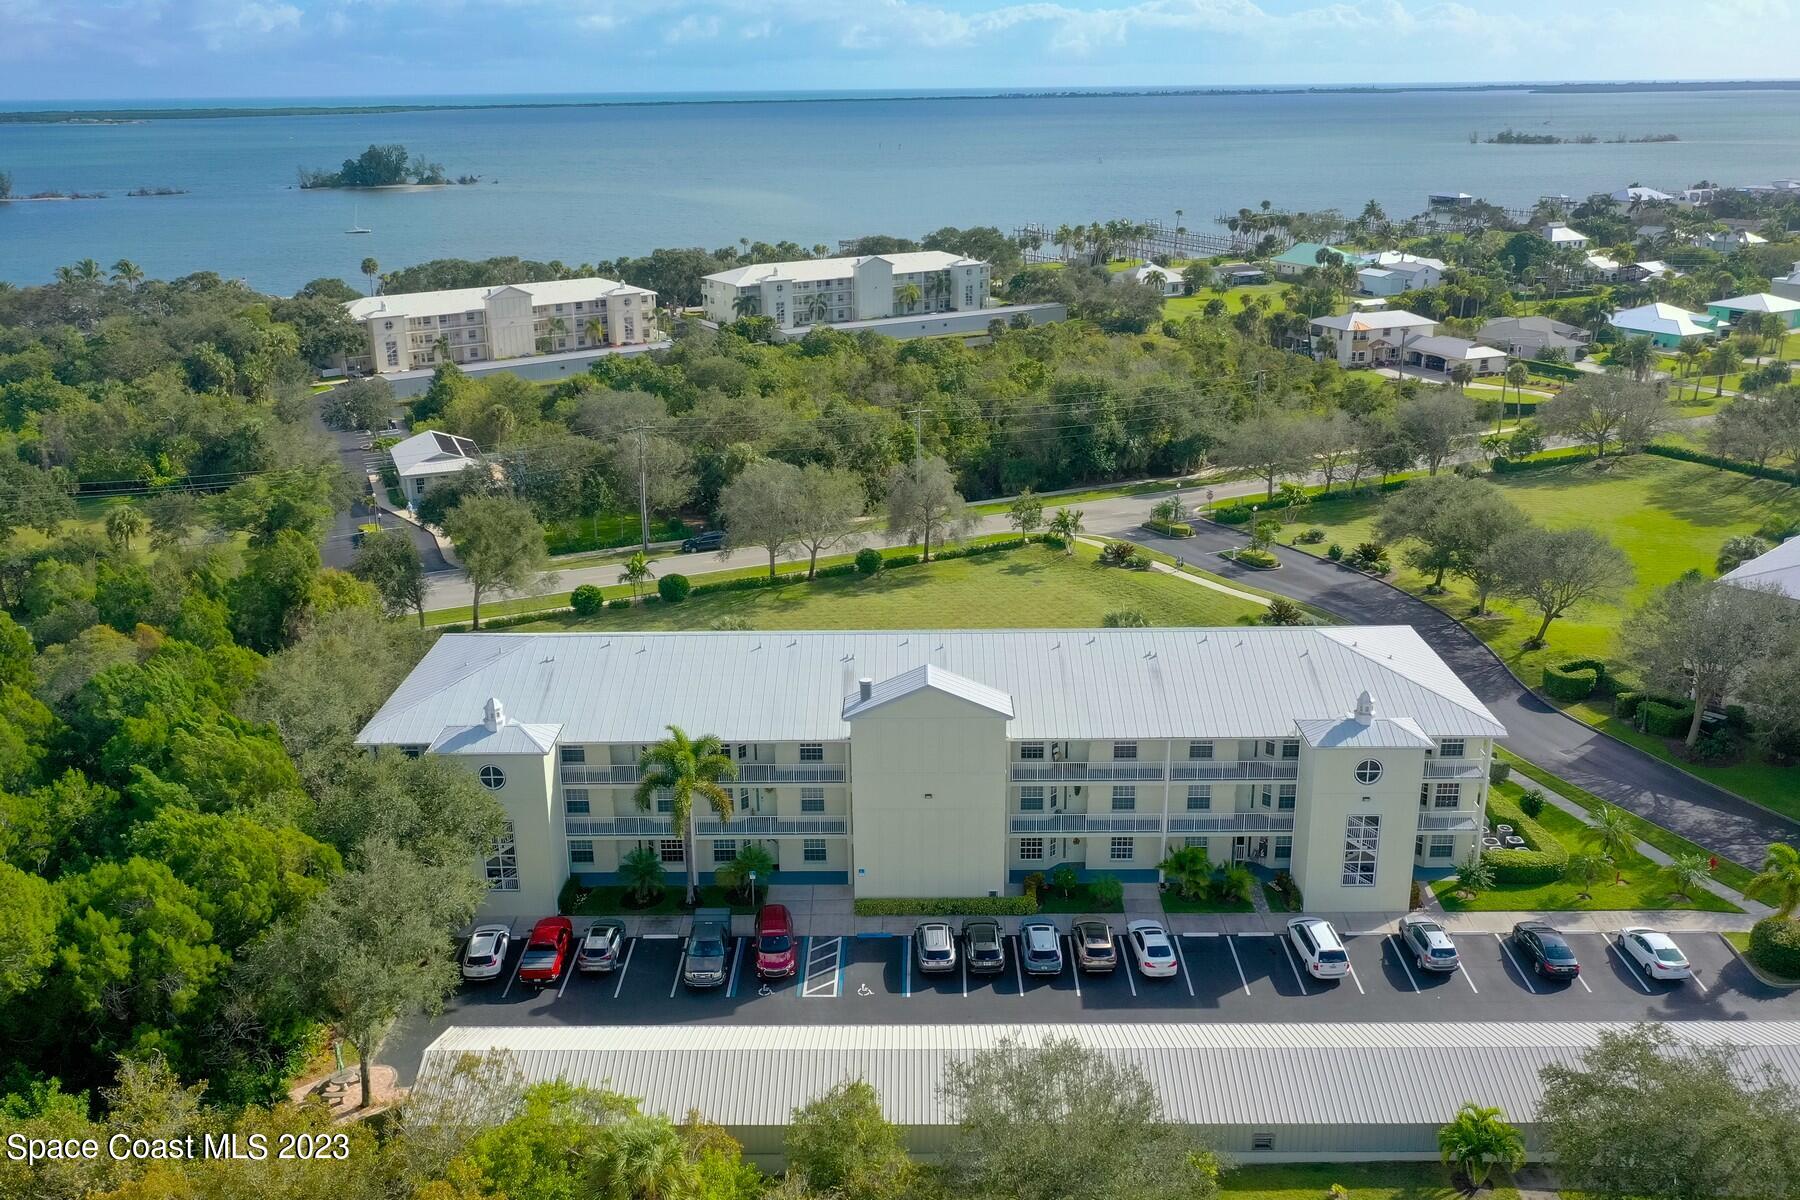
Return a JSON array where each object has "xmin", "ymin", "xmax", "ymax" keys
[
  {"xmin": 1724, "ymin": 930, "xmax": 1800, "ymax": 987},
  {"xmin": 1435, "ymin": 781, "xmax": 1739, "ymax": 913},
  {"xmin": 1222, "ymin": 1161, "xmax": 1517, "ymax": 1200},
  {"xmin": 1272, "ymin": 456, "xmax": 1800, "ymax": 811},
  {"xmin": 511, "ymin": 543, "xmax": 1270, "ymax": 633},
  {"xmin": 1035, "ymin": 882, "xmax": 1126, "ymax": 914},
  {"xmin": 566, "ymin": 883, "xmax": 756, "ymax": 916},
  {"xmin": 1165, "ymin": 282, "xmax": 1297, "ymax": 319}
]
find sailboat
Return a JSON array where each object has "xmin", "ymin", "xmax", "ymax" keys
[{"xmin": 345, "ymin": 203, "xmax": 371, "ymax": 235}]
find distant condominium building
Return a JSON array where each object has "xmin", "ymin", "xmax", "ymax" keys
[
  {"xmin": 342, "ymin": 277, "xmax": 659, "ymax": 377},
  {"xmin": 701, "ymin": 251, "xmax": 992, "ymax": 333},
  {"xmin": 355, "ymin": 626, "xmax": 1504, "ymax": 919}
]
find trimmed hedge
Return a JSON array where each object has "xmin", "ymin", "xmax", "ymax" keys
[
  {"xmin": 1647, "ymin": 442, "xmax": 1800, "ymax": 486},
  {"xmin": 1640, "ymin": 699, "xmax": 1695, "ymax": 737},
  {"xmin": 570, "ymin": 584, "xmax": 604, "ymax": 616},
  {"xmin": 1484, "ymin": 788, "xmax": 1569, "ymax": 884},
  {"xmin": 1613, "ymin": 691, "xmax": 1645, "ymax": 720},
  {"xmin": 1749, "ymin": 917, "xmax": 1800, "ymax": 980},
  {"xmin": 1233, "ymin": 548, "xmax": 1279, "ymax": 568},
  {"xmin": 1491, "ymin": 448, "xmax": 1598, "ymax": 474},
  {"xmin": 854, "ymin": 547, "xmax": 884, "ymax": 575},
  {"xmin": 1543, "ymin": 663, "xmax": 1598, "ymax": 701},
  {"xmin": 1558, "ymin": 658, "xmax": 1611, "ymax": 689},
  {"xmin": 1213, "ymin": 477, "xmax": 1411, "ymax": 524},
  {"xmin": 1143, "ymin": 518, "xmax": 1195, "ymax": 537},
  {"xmin": 853, "ymin": 896, "xmax": 1038, "ymax": 916},
  {"xmin": 657, "ymin": 573, "xmax": 691, "ymax": 603}
]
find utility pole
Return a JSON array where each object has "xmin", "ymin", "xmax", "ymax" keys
[{"xmin": 635, "ymin": 429, "xmax": 651, "ymax": 554}]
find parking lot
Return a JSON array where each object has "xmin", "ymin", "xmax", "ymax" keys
[{"xmin": 426, "ymin": 922, "xmax": 1795, "ymax": 1032}]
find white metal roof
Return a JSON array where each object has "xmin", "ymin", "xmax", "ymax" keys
[
  {"xmin": 1721, "ymin": 537, "xmax": 1800, "ymax": 602},
  {"xmin": 418, "ymin": 1021, "xmax": 1800, "ymax": 1128},
  {"xmin": 706, "ymin": 251, "xmax": 980, "ymax": 289},
  {"xmin": 346, "ymin": 276, "xmax": 653, "ymax": 323},
  {"xmin": 1609, "ymin": 302, "xmax": 1717, "ymax": 338},
  {"xmin": 1310, "ymin": 310, "xmax": 1436, "ymax": 334},
  {"xmin": 355, "ymin": 627, "xmax": 1505, "ymax": 748},
  {"xmin": 428, "ymin": 721, "xmax": 562, "ymax": 756},
  {"xmin": 1363, "ymin": 251, "xmax": 1445, "ymax": 273},
  {"xmin": 390, "ymin": 429, "xmax": 479, "ymax": 478},
  {"xmin": 1712, "ymin": 293, "xmax": 1800, "ymax": 314},
  {"xmin": 1295, "ymin": 715, "xmax": 1432, "ymax": 749},
  {"xmin": 1406, "ymin": 335, "xmax": 1505, "ymax": 361},
  {"xmin": 1542, "ymin": 224, "xmax": 1589, "ymax": 244},
  {"xmin": 842, "ymin": 664, "xmax": 1016, "ymax": 720}
]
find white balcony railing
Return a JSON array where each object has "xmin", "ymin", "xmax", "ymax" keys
[
  {"xmin": 1170, "ymin": 762, "xmax": 1300, "ymax": 782},
  {"xmin": 1008, "ymin": 763, "xmax": 1167, "ymax": 783},
  {"xmin": 565, "ymin": 815, "xmax": 849, "ymax": 838},
  {"xmin": 561, "ymin": 763, "xmax": 845, "ymax": 785},
  {"xmin": 1423, "ymin": 762, "xmax": 1486, "ymax": 780}
]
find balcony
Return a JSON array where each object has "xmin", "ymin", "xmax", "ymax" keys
[
  {"xmin": 1008, "ymin": 762, "xmax": 1166, "ymax": 783},
  {"xmin": 560, "ymin": 763, "xmax": 846, "ymax": 785},
  {"xmin": 1170, "ymin": 762, "xmax": 1300, "ymax": 782},
  {"xmin": 1166, "ymin": 812, "xmax": 1296, "ymax": 835},
  {"xmin": 1007, "ymin": 814, "xmax": 1166, "ymax": 835},
  {"xmin": 1418, "ymin": 811, "xmax": 1482, "ymax": 833},
  {"xmin": 1424, "ymin": 761, "xmax": 1486, "ymax": 780},
  {"xmin": 566, "ymin": 816, "xmax": 849, "ymax": 838}
]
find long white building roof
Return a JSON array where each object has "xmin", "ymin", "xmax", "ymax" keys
[
  {"xmin": 1609, "ymin": 302, "xmax": 1716, "ymax": 338},
  {"xmin": 355, "ymin": 626, "xmax": 1505, "ymax": 747},
  {"xmin": 346, "ymin": 276, "xmax": 654, "ymax": 323},
  {"xmin": 419, "ymin": 1021, "xmax": 1800, "ymax": 1128},
  {"xmin": 705, "ymin": 251, "xmax": 981, "ymax": 288},
  {"xmin": 1721, "ymin": 537, "xmax": 1800, "ymax": 602}
]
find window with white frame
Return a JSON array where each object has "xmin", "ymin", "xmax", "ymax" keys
[
  {"xmin": 801, "ymin": 786, "xmax": 825, "ymax": 813},
  {"xmin": 1112, "ymin": 741, "xmax": 1138, "ymax": 760},
  {"xmin": 1281, "ymin": 739, "xmax": 1300, "ymax": 760},
  {"xmin": 1019, "ymin": 786, "xmax": 1045, "ymax": 812},
  {"xmin": 484, "ymin": 823, "xmax": 519, "ymax": 891},
  {"xmin": 799, "ymin": 743, "xmax": 823, "ymax": 762},
  {"xmin": 713, "ymin": 840, "xmax": 738, "ymax": 864},
  {"xmin": 1109, "ymin": 837, "xmax": 1134, "ymax": 861},
  {"xmin": 1438, "ymin": 739, "xmax": 1466, "ymax": 759},
  {"xmin": 568, "ymin": 839, "xmax": 595, "ymax": 865},
  {"xmin": 1186, "ymin": 784, "xmax": 1211, "ymax": 811},
  {"xmin": 1185, "ymin": 837, "xmax": 1207, "ymax": 849},
  {"xmin": 1274, "ymin": 836, "xmax": 1293, "ymax": 860},
  {"xmin": 803, "ymin": 838, "xmax": 827, "ymax": 863},
  {"xmin": 1020, "ymin": 838, "xmax": 1045, "ymax": 861},
  {"xmin": 565, "ymin": 788, "xmax": 590, "ymax": 815},
  {"xmin": 655, "ymin": 786, "xmax": 673, "ymax": 814},
  {"xmin": 1277, "ymin": 784, "xmax": 1297, "ymax": 810},
  {"xmin": 1434, "ymin": 782, "xmax": 1461, "ymax": 808},
  {"xmin": 1019, "ymin": 742, "xmax": 1045, "ymax": 760},
  {"xmin": 560, "ymin": 745, "xmax": 586, "ymax": 763},
  {"xmin": 658, "ymin": 839, "xmax": 684, "ymax": 864},
  {"xmin": 1341, "ymin": 814, "xmax": 1380, "ymax": 887},
  {"xmin": 1187, "ymin": 740, "xmax": 1214, "ymax": 759},
  {"xmin": 1429, "ymin": 834, "xmax": 1455, "ymax": 859},
  {"xmin": 1111, "ymin": 785, "xmax": 1137, "ymax": 811}
]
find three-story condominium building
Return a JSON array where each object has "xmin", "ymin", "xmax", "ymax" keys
[
  {"xmin": 701, "ymin": 251, "xmax": 992, "ymax": 333},
  {"xmin": 343, "ymin": 277, "xmax": 658, "ymax": 377},
  {"xmin": 354, "ymin": 627, "xmax": 1505, "ymax": 917}
]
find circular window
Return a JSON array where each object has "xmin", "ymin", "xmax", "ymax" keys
[
  {"xmin": 1353, "ymin": 759, "xmax": 1384, "ymax": 785},
  {"xmin": 479, "ymin": 765, "xmax": 507, "ymax": 791}
]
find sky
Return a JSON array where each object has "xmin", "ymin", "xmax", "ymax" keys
[{"xmin": 1, "ymin": 0, "xmax": 1795, "ymax": 102}]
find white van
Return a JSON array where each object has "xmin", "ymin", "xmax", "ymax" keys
[{"xmin": 1287, "ymin": 917, "xmax": 1350, "ymax": 980}]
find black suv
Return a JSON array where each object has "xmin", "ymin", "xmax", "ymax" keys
[{"xmin": 681, "ymin": 530, "xmax": 725, "ymax": 553}]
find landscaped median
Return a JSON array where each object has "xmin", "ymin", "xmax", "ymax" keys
[
  {"xmin": 853, "ymin": 871, "xmax": 1126, "ymax": 916},
  {"xmin": 1727, "ymin": 921, "xmax": 1800, "ymax": 989}
]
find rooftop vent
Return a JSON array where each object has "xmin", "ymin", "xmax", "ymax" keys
[
  {"xmin": 483, "ymin": 697, "xmax": 506, "ymax": 732},
  {"xmin": 858, "ymin": 677, "xmax": 873, "ymax": 701},
  {"xmin": 1353, "ymin": 690, "xmax": 1376, "ymax": 726}
]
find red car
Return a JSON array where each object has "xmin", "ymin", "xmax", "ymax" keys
[
  {"xmin": 517, "ymin": 917, "xmax": 573, "ymax": 985},
  {"xmin": 754, "ymin": 904, "xmax": 796, "ymax": 979}
]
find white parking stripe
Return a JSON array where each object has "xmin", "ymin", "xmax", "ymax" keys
[
  {"xmin": 612, "ymin": 937, "xmax": 635, "ymax": 998},
  {"xmin": 1456, "ymin": 960, "xmax": 1479, "ymax": 994},
  {"xmin": 1172, "ymin": 935, "xmax": 1195, "ymax": 997},
  {"xmin": 556, "ymin": 951, "xmax": 576, "ymax": 997},
  {"xmin": 1224, "ymin": 934, "xmax": 1252, "ymax": 996},
  {"xmin": 1387, "ymin": 936, "xmax": 1420, "ymax": 993},
  {"xmin": 1277, "ymin": 935, "xmax": 1311, "ymax": 995},
  {"xmin": 725, "ymin": 937, "xmax": 745, "ymax": 998},
  {"xmin": 961, "ymin": 953, "xmax": 968, "ymax": 998},
  {"xmin": 669, "ymin": 936, "xmax": 687, "ymax": 998},
  {"xmin": 1012, "ymin": 937, "xmax": 1025, "ymax": 995},
  {"xmin": 1609, "ymin": 933, "xmax": 1655, "ymax": 993},
  {"xmin": 1066, "ymin": 937, "xmax": 1081, "ymax": 997},
  {"xmin": 1344, "ymin": 956, "xmax": 1366, "ymax": 995},
  {"xmin": 1492, "ymin": 933, "xmax": 1538, "ymax": 994},
  {"xmin": 500, "ymin": 945, "xmax": 525, "ymax": 999},
  {"xmin": 1117, "ymin": 936, "xmax": 1136, "ymax": 997}
]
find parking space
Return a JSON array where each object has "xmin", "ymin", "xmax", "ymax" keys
[{"xmin": 432, "ymin": 921, "xmax": 1800, "ymax": 1033}]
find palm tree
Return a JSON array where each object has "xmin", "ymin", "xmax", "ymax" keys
[
  {"xmin": 73, "ymin": 258, "xmax": 102, "ymax": 284},
  {"xmin": 1585, "ymin": 804, "xmax": 1636, "ymax": 886},
  {"xmin": 618, "ymin": 845, "xmax": 668, "ymax": 906},
  {"xmin": 731, "ymin": 292, "xmax": 760, "ymax": 319},
  {"xmin": 1502, "ymin": 362, "xmax": 1529, "ymax": 428},
  {"xmin": 103, "ymin": 505, "xmax": 147, "ymax": 552},
  {"xmin": 716, "ymin": 842, "xmax": 776, "ymax": 905},
  {"xmin": 1564, "ymin": 853, "xmax": 1605, "ymax": 900},
  {"xmin": 634, "ymin": 726, "xmax": 738, "ymax": 906},
  {"xmin": 1157, "ymin": 845, "xmax": 1212, "ymax": 899},
  {"xmin": 618, "ymin": 551, "xmax": 654, "ymax": 599},
  {"xmin": 360, "ymin": 256, "xmax": 380, "ymax": 296},
  {"xmin": 1666, "ymin": 852, "xmax": 1711, "ymax": 901},
  {"xmin": 585, "ymin": 316, "xmax": 605, "ymax": 346},
  {"xmin": 893, "ymin": 282, "xmax": 922, "ymax": 314},
  {"xmin": 109, "ymin": 259, "xmax": 143, "ymax": 289},
  {"xmin": 1615, "ymin": 335, "xmax": 1655, "ymax": 382},
  {"xmin": 1437, "ymin": 1103, "xmax": 1525, "ymax": 1188},
  {"xmin": 1707, "ymin": 341, "xmax": 1742, "ymax": 397},
  {"xmin": 1449, "ymin": 362, "xmax": 1475, "ymax": 393},
  {"xmin": 804, "ymin": 291, "xmax": 832, "ymax": 325},
  {"xmin": 588, "ymin": 1115, "xmax": 697, "ymax": 1200},
  {"xmin": 1048, "ymin": 507, "xmax": 1084, "ymax": 554},
  {"xmin": 1748, "ymin": 842, "xmax": 1800, "ymax": 917}
]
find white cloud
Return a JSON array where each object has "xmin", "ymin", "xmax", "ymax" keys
[
  {"xmin": 666, "ymin": 12, "xmax": 721, "ymax": 41},
  {"xmin": 195, "ymin": 0, "xmax": 303, "ymax": 50}
]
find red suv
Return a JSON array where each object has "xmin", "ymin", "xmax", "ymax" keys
[
  {"xmin": 517, "ymin": 916, "xmax": 573, "ymax": 985},
  {"xmin": 754, "ymin": 904, "xmax": 796, "ymax": 979}
]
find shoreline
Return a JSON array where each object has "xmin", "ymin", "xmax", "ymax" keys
[{"xmin": 5, "ymin": 78, "xmax": 1800, "ymax": 123}]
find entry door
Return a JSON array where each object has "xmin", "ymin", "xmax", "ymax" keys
[{"xmin": 1232, "ymin": 836, "xmax": 1249, "ymax": 864}]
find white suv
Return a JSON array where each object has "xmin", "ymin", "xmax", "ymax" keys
[{"xmin": 1287, "ymin": 917, "xmax": 1350, "ymax": 980}]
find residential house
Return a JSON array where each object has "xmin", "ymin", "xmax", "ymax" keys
[
  {"xmin": 1356, "ymin": 253, "xmax": 1445, "ymax": 296},
  {"xmin": 1401, "ymin": 336, "xmax": 1508, "ymax": 377},
  {"xmin": 1708, "ymin": 293, "xmax": 1800, "ymax": 331},
  {"xmin": 1773, "ymin": 261, "xmax": 1800, "ymax": 304},
  {"xmin": 1477, "ymin": 316, "xmax": 1590, "ymax": 360},
  {"xmin": 1117, "ymin": 263, "xmax": 1188, "ymax": 297},
  {"xmin": 1541, "ymin": 222, "xmax": 1590, "ymax": 249},
  {"xmin": 354, "ymin": 627, "xmax": 1504, "ymax": 918},
  {"xmin": 1308, "ymin": 309, "xmax": 1438, "ymax": 369},
  {"xmin": 1271, "ymin": 242, "xmax": 1357, "ymax": 279},
  {"xmin": 1607, "ymin": 302, "xmax": 1723, "ymax": 348},
  {"xmin": 1703, "ymin": 229, "xmax": 1769, "ymax": 253},
  {"xmin": 1612, "ymin": 185, "xmax": 1674, "ymax": 205},
  {"xmin": 390, "ymin": 430, "xmax": 480, "ymax": 506}
]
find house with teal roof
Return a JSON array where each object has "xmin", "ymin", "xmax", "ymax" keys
[{"xmin": 1271, "ymin": 242, "xmax": 1364, "ymax": 279}]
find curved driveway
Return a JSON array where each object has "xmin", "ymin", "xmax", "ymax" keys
[{"xmin": 1119, "ymin": 520, "xmax": 1798, "ymax": 867}]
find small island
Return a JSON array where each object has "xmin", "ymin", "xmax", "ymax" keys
[
  {"xmin": 1479, "ymin": 128, "xmax": 1681, "ymax": 145},
  {"xmin": 297, "ymin": 142, "xmax": 478, "ymax": 189}
]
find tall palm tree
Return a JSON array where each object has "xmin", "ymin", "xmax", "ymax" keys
[
  {"xmin": 1437, "ymin": 1103, "xmax": 1526, "ymax": 1188},
  {"xmin": 109, "ymin": 259, "xmax": 143, "ymax": 289},
  {"xmin": 73, "ymin": 258, "xmax": 102, "ymax": 283},
  {"xmin": 1048, "ymin": 507, "xmax": 1084, "ymax": 554},
  {"xmin": 1749, "ymin": 842, "xmax": 1800, "ymax": 917},
  {"xmin": 585, "ymin": 316, "xmax": 605, "ymax": 346},
  {"xmin": 360, "ymin": 256, "xmax": 380, "ymax": 296},
  {"xmin": 587, "ymin": 1115, "xmax": 697, "ymax": 1200},
  {"xmin": 1449, "ymin": 362, "xmax": 1474, "ymax": 393},
  {"xmin": 731, "ymin": 292, "xmax": 760, "ymax": 319},
  {"xmin": 1502, "ymin": 362, "xmax": 1529, "ymax": 428},
  {"xmin": 893, "ymin": 282, "xmax": 922, "ymax": 314},
  {"xmin": 1707, "ymin": 341, "xmax": 1742, "ymax": 397},
  {"xmin": 103, "ymin": 505, "xmax": 147, "ymax": 552},
  {"xmin": 634, "ymin": 726, "xmax": 738, "ymax": 906},
  {"xmin": 1616, "ymin": 335, "xmax": 1655, "ymax": 382},
  {"xmin": 618, "ymin": 551, "xmax": 654, "ymax": 598},
  {"xmin": 1585, "ymin": 804, "xmax": 1636, "ymax": 886},
  {"xmin": 804, "ymin": 291, "xmax": 832, "ymax": 325}
]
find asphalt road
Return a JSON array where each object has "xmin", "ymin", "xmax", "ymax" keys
[
  {"xmin": 1120, "ymin": 519, "xmax": 1799, "ymax": 865},
  {"xmin": 320, "ymin": 425, "xmax": 450, "ymax": 573},
  {"xmin": 387, "ymin": 920, "xmax": 1788, "ymax": 1084}
]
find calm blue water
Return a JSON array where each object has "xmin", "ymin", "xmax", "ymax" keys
[{"xmin": 3, "ymin": 88, "xmax": 1798, "ymax": 294}]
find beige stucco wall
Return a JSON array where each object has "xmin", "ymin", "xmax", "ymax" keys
[
  {"xmin": 457, "ymin": 749, "xmax": 560, "ymax": 919},
  {"xmin": 1290, "ymin": 745, "xmax": 1427, "ymax": 913},
  {"xmin": 484, "ymin": 287, "xmax": 536, "ymax": 360},
  {"xmin": 847, "ymin": 689, "xmax": 1009, "ymax": 897}
]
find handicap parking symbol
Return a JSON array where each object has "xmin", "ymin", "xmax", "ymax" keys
[
  {"xmin": 857, "ymin": 982, "xmax": 873, "ymax": 996},
  {"xmin": 758, "ymin": 984, "xmax": 774, "ymax": 997}
]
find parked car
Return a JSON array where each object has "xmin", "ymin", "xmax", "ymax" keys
[
  {"xmin": 1511, "ymin": 921, "xmax": 1581, "ymax": 979},
  {"xmin": 1019, "ymin": 918, "xmax": 1064, "ymax": 976},
  {"xmin": 1287, "ymin": 917, "xmax": 1350, "ymax": 980},
  {"xmin": 576, "ymin": 918, "xmax": 626, "ymax": 973},
  {"xmin": 1398, "ymin": 915, "xmax": 1459, "ymax": 972},
  {"xmin": 1125, "ymin": 920, "xmax": 1179, "ymax": 978},
  {"xmin": 915, "ymin": 921, "xmax": 957, "ymax": 974},
  {"xmin": 1071, "ymin": 918, "xmax": 1117, "ymax": 973},
  {"xmin": 517, "ymin": 917, "xmax": 573, "ymax": 985},
  {"xmin": 1618, "ymin": 927, "xmax": 1692, "ymax": 981},
  {"xmin": 681, "ymin": 530, "xmax": 725, "ymax": 553},
  {"xmin": 683, "ymin": 908, "xmax": 733, "ymax": 988},
  {"xmin": 755, "ymin": 904, "xmax": 797, "ymax": 979},
  {"xmin": 461, "ymin": 924, "xmax": 511, "ymax": 981},
  {"xmin": 962, "ymin": 919, "xmax": 1006, "ymax": 975}
]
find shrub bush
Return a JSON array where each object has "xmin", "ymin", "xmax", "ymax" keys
[
  {"xmin": 1233, "ymin": 548, "xmax": 1279, "ymax": 568},
  {"xmin": 1640, "ymin": 699, "xmax": 1695, "ymax": 737},
  {"xmin": 1143, "ymin": 518, "xmax": 1195, "ymax": 537},
  {"xmin": 1088, "ymin": 873, "xmax": 1124, "ymax": 909},
  {"xmin": 1749, "ymin": 917, "xmax": 1800, "ymax": 979},
  {"xmin": 657, "ymin": 573, "xmax": 691, "ymax": 603},
  {"xmin": 1213, "ymin": 506, "xmax": 1254, "ymax": 525},
  {"xmin": 1296, "ymin": 527, "xmax": 1326, "ymax": 544},
  {"xmin": 1557, "ymin": 657, "xmax": 1612, "ymax": 692},
  {"xmin": 886, "ymin": 553, "xmax": 921, "ymax": 568},
  {"xmin": 1098, "ymin": 541, "xmax": 1147, "ymax": 568},
  {"xmin": 853, "ymin": 896, "xmax": 1038, "ymax": 916},
  {"xmin": 1326, "ymin": 542, "xmax": 1344, "ymax": 561},
  {"xmin": 1484, "ymin": 788, "xmax": 1569, "ymax": 883},
  {"xmin": 855, "ymin": 547, "xmax": 884, "ymax": 575},
  {"xmin": 815, "ymin": 562, "xmax": 858, "ymax": 579},
  {"xmin": 1542, "ymin": 663, "xmax": 1599, "ymax": 701},
  {"xmin": 1348, "ymin": 541, "xmax": 1389, "ymax": 571},
  {"xmin": 1613, "ymin": 691, "xmax": 1645, "ymax": 720},
  {"xmin": 1518, "ymin": 788, "xmax": 1546, "ymax": 818},
  {"xmin": 1488, "ymin": 760, "xmax": 1511, "ymax": 785},
  {"xmin": 608, "ymin": 597, "xmax": 632, "ymax": 610},
  {"xmin": 570, "ymin": 584, "xmax": 605, "ymax": 616},
  {"xmin": 1646, "ymin": 442, "xmax": 1800, "ymax": 486}
]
